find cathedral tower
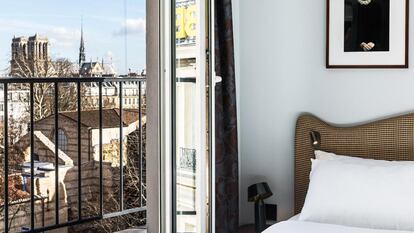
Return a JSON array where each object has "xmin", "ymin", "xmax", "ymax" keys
[
  {"xmin": 10, "ymin": 34, "xmax": 49, "ymax": 77},
  {"xmin": 79, "ymin": 19, "xmax": 86, "ymax": 66}
]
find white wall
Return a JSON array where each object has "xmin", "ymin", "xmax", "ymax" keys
[{"xmin": 235, "ymin": 0, "xmax": 414, "ymax": 225}]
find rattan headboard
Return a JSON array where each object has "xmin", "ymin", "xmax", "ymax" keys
[{"xmin": 294, "ymin": 113, "xmax": 414, "ymax": 214}]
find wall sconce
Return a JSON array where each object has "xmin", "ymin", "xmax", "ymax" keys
[{"xmin": 310, "ymin": 131, "xmax": 321, "ymax": 148}]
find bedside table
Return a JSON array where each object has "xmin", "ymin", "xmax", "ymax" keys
[
  {"xmin": 239, "ymin": 224, "xmax": 273, "ymax": 233},
  {"xmin": 238, "ymin": 224, "xmax": 255, "ymax": 233}
]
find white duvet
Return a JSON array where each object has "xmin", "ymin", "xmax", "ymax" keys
[{"xmin": 263, "ymin": 220, "xmax": 413, "ymax": 233}]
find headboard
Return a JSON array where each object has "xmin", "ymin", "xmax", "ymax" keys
[{"xmin": 294, "ymin": 113, "xmax": 414, "ymax": 214}]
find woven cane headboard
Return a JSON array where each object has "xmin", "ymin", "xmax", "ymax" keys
[{"xmin": 294, "ymin": 113, "xmax": 414, "ymax": 214}]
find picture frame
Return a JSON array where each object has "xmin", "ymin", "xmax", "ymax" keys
[{"xmin": 326, "ymin": 0, "xmax": 409, "ymax": 68}]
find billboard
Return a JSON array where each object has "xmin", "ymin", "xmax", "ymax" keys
[{"xmin": 176, "ymin": 0, "xmax": 197, "ymax": 45}]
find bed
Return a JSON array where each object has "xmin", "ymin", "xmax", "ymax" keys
[
  {"xmin": 263, "ymin": 113, "xmax": 414, "ymax": 233},
  {"xmin": 264, "ymin": 219, "xmax": 414, "ymax": 233}
]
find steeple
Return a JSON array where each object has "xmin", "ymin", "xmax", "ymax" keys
[{"xmin": 79, "ymin": 17, "xmax": 86, "ymax": 66}]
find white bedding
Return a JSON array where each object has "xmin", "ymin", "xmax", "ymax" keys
[{"xmin": 262, "ymin": 218, "xmax": 412, "ymax": 233}]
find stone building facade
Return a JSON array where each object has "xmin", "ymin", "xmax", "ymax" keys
[
  {"xmin": 11, "ymin": 108, "xmax": 146, "ymax": 231},
  {"xmin": 85, "ymin": 80, "xmax": 146, "ymax": 111},
  {"xmin": 22, "ymin": 108, "xmax": 144, "ymax": 166},
  {"xmin": 10, "ymin": 34, "xmax": 50, "ymax": 77},
  {"xmin": 12, "ymin": 34, "xmax": 49, "ymax": 62}
]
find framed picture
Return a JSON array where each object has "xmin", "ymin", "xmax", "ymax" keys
[{"xmin": 327, "ymin": 0, "xmax": 409, "ymax": 68}]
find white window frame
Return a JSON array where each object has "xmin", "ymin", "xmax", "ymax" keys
[
  {"xmin": 160, "ymin": 0, "xmax": 213, "ymax": 232},
  {"xmin": 147, "ymin": 0, "xmax": 216, "ymax": 231},
  {"xmin": 146, "ymin": 0, "xmax": 163, "ymax": 232}
]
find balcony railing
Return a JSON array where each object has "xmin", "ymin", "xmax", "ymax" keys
[
  {"xmin": 179, "ymin": 148, "xmax": 196, "ymax": 172},
  {"xmin": 0, "ymin": 76, "xmax": 147, "ymax": 233}
]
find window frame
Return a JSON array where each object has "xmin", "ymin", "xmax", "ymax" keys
[
  {"xmin": 166, "ymin": 0, "xmax": 215, "ymax": 232},
  {"xmin": 146, "ymin": 0, "xmax": 163, "ymax": 232},
  {"xmin": 0, "ymin": 1, "xmax": 157, "ymax": 232},
  {"xmin": 146, "ymin": 0, "xmax": 216, "ymax": 231}
]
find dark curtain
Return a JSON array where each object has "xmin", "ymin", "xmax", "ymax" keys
[{"xmin": 215, "ymin": 0, "xmax": 239, "ymax": 232}]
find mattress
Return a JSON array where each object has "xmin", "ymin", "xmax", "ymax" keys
[{"xmin": 262, "ymin": 217, "xmax": 412, "ymax": 233}]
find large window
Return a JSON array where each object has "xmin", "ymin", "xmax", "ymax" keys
[{"xmin": 0, "ymin": 1, "xmax": 148, "ymax": 232}]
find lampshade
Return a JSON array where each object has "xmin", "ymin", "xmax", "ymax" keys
[{"xmin": 248, "ymin": 182, "xmax": 273, "ymax": 203}]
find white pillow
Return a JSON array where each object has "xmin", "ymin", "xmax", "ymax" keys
[
  {"xmin": 299, "ymin": 158, "xmax": 414, "ymax": 231},
  {"xmin": 315, "ymin": 150, "xmax": 360, "ymax": 160},
  {"xmin": 315, "ymin": 150, "xmax": 414, "ymax": 166}
]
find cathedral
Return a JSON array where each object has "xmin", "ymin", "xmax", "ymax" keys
[
  {"xmin": 78, "ymin": 22, "xmax": 116, "ymax": 77},
  {"xmin": 10, "ymin": 21, "xmax": 116, "ymax": 78},
  {"xmin": 10, "ymin": 34, "xmax": 50, "ymax": 77}
]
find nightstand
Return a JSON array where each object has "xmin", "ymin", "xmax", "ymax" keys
[
  {"xmin": 239, "ymin": 224, "xmax": 272, "ymax": 233},
  {"xmin": 238, "ymin": 224, "xmax": 255, "ymax": 233}
]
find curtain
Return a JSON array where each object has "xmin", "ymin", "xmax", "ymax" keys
[{"xmin": 214, "ymin": 0, "xmax": 239, "ymax": 232}]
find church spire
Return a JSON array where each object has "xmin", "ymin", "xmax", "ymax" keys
[{"xmin": 79, "ymin": 16, "xmax": 86, "ymax": 67}]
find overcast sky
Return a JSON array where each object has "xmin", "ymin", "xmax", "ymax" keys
[{"xmin": 0, "ymin": 0, "xmax": 146, "ymax": 76}]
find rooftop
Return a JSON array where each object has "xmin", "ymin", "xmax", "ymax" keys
[{"xmin": 42, "ymin": 108, "xmax": 142, "ymax": 129}]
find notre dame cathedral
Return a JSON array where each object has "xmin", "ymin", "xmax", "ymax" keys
[
  {"xmin": 10, "ymin": 23, "xmax": 116, "ymax": 78},
  {"xmin": 10, "ymin": 34, "xmax": 51, "ymax": 77}
]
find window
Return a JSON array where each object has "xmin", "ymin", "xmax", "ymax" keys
[
  {"xmin": 172, "ymin": 0, "xmax": 213, "ymax": 232},
  {"xmin": 0, "ymin": 0, "xmax": 152, "ymax": 232},
  {"xmin": 56, "ymin": 128, "xmax": 68, "ymax": 153}
]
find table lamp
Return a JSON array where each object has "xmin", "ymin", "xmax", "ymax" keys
[{"xmin": 248, "ymin": 182, "xmax": 273, "ymax": 232}]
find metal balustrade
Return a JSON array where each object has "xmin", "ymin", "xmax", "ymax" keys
[
  {"xmin": 0, "ymin": 77, "xmax": 147, "ymax": 233},
  {"xmin": 179, "ymin": 148, "xmax": 196, "ymax": 172}
]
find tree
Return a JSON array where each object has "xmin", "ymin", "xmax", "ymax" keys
[
  {"xmin": 0, "ymin": 118, "xmax": 32, "ymax": 232},
  {"xmin": 79, "ymin": 126, "xmax": 147, "ymax": 233},
  {"xmin": 10, "ymin": 57, "xmax": 93, "ymax": 120},
  {"xmin": 10, "ymin": 54, "xmax": 55, "ymax": 78}
]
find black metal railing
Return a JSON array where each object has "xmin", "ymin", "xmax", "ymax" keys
[
  {"xmin": 0, "ymin": 77, "xmax": 147, "ymax": 233},
  {"xmin": 176, "ymin": 147, "xmax": 197, "ymax": 222}
]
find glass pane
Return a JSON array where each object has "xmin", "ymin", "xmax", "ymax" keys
[{"xmin": 174, "ymin": 0, "xmax": 200, "ymax": 232}]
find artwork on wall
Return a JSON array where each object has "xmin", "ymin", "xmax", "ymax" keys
[{"xmin": 326, "ymin": 0, "xmax": 409, "ymax": 68}]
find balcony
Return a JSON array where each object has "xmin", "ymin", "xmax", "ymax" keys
[{"xmin": 0, "ymin": 76, "xmax": 146, "ymax": 233}]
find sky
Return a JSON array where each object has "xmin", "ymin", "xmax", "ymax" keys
[{"xmin": 0, "ymin": 0, "xmax": 146, "ymax": 76}]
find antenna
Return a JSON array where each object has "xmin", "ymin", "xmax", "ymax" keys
[{"xmin": 124, "ymin": 0, "xmax": 128, "ymax": 75}]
